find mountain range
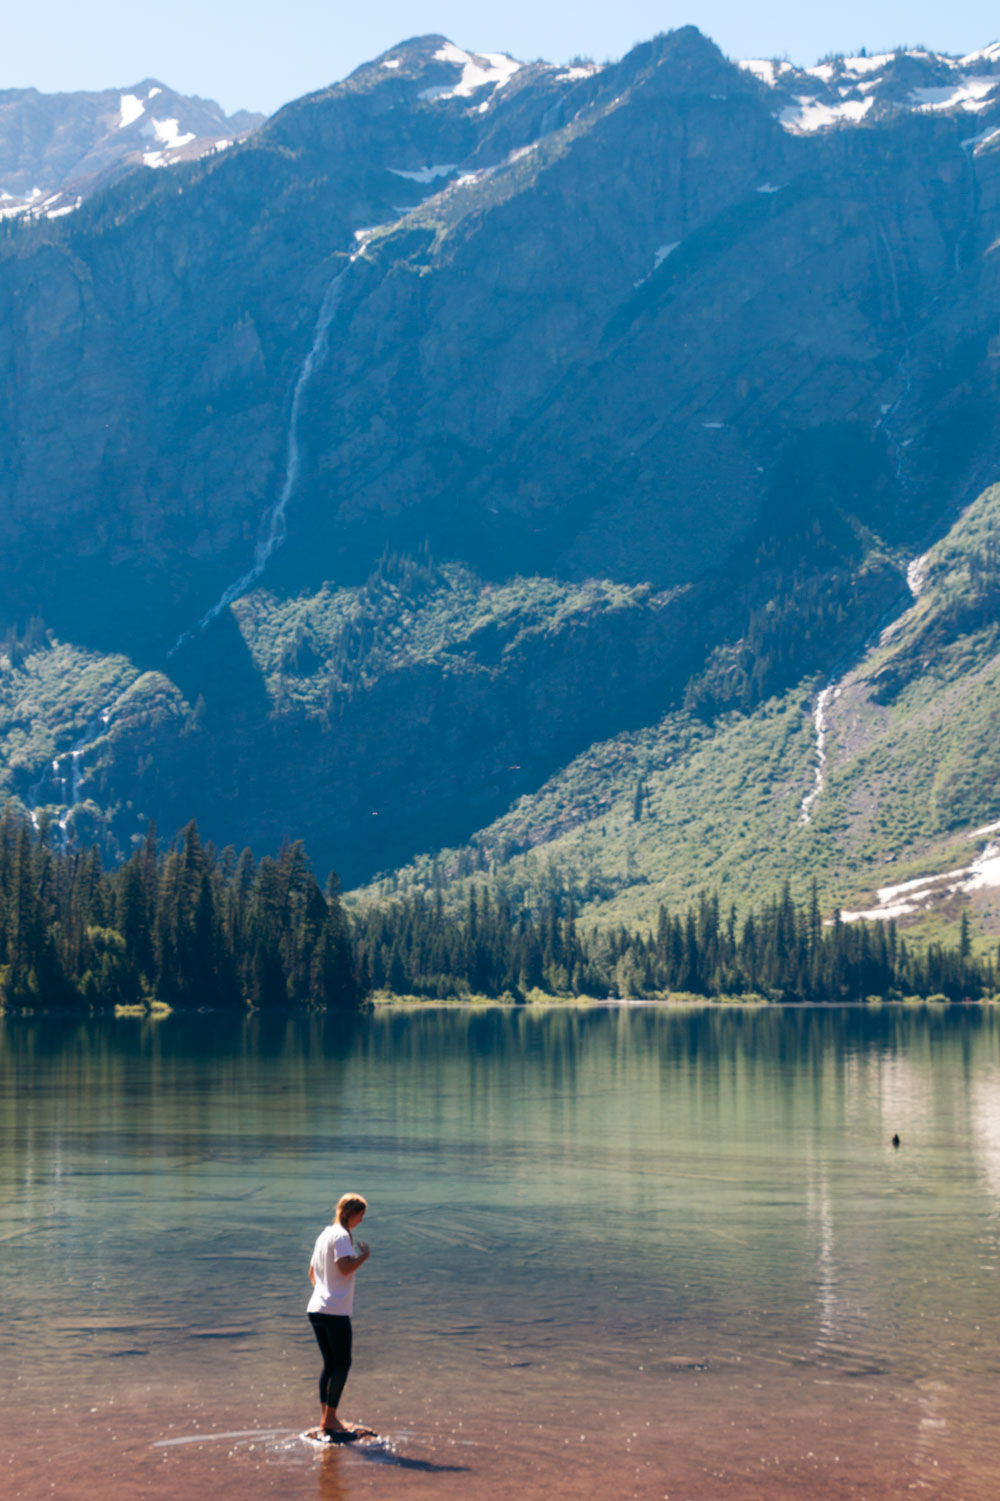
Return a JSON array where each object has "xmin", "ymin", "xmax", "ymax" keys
[
  {"xmin": 1, "ymin": 28, "xmax": 999, "ymax": 941},
  {"xmin": 0, "ymin": 81, "xmax": 263, "ymax": 219}
]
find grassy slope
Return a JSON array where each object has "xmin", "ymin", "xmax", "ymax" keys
[
  {"xmin": 810, "ymin": 483, "xmax": 1000, "ymax": 936},
  {"xmin": 356, "ymin": 689, "xmax": 822, "ymax": 926},
  {"xmin": 356, "ymin": 486, "xmax": 1000, "ymax": 939}
]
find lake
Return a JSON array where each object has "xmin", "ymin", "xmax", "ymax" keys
[{"xmin": 3, "ymin": 1004, "xmax": 1000, "ymax": 1499}]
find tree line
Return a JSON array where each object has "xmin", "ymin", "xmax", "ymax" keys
[
  {"xmin": 0, "ymin": 809, "xmax": 360, "ymax": 1010},
  {"xmin": 0, "ymin": 809, "xmax": 995, "ymax": 1009},
  {"xmin": 357, "ymin": 876, "xmax": 996, "ymax": 1004}
]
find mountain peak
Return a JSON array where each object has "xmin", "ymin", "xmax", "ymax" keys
[
  {"xmin": 355, "ymin": 35, "xmax": 524, "ymax": 106},
  {"xmin": 613, "ymin": 25, "xmax": 733, "ymax": 96}
]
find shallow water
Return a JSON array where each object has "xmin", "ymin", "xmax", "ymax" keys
[{"xmin": 3, "ymin": 1004, "xmax": 1000, "ymax": 1499}]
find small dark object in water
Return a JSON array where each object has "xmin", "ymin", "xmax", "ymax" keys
[{"xmin": 892, "ymin": 1133, "xmax": 900, "ymax": 1149}]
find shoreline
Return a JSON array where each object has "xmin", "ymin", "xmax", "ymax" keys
[{"xmin": 0, "ymin": 992, "xmax": 994, "ymax": 1017}]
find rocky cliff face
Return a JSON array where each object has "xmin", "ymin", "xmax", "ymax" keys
[{"xmin": 1, "ymin": 28, "xmax": 1000, "ymax": 898}]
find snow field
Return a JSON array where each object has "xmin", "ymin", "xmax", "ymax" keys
[{"xmin": 418, "ymin": 43, "xmax": 521, "ymax": 103}]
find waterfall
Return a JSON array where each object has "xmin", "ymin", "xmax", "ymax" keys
[
  {"xmin": 800, "ymin": 685, "xmax": 837, "ymax": 825},
  {"xmin": 170, "ymin": 256, "xmax": 357, "ymax": 656},
  {"xmin": 26, "ymin": 703, "xmax": 116, "ymax": 847}
]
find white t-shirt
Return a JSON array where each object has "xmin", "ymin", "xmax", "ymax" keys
[{"xmin": 307, "ymin": 1222, "xmax": 357, "ymax": 1316}]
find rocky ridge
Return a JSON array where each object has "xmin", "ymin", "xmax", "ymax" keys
[{"xmin": 739, "ymin": 41, "xmax": 1000, "ymax": 137}]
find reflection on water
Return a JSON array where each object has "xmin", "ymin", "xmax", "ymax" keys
[{"xmin": 3, "ymin": 1004, "xmax": 1000, "ymax": 1499}]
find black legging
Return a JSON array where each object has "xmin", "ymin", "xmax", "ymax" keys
[{"xmin": 308, "ymin": 1313, "xmax": 352, "ymax": 1409}]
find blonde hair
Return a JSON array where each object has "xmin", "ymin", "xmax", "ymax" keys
[{"xmin": 335, "ymin": 1192, "xmax": 368, "ymax": 1227}]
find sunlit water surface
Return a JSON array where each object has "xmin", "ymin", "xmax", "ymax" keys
[{"xmin": 4, "ymin": 1005, "xmax": 1000, "ymax": 1499}]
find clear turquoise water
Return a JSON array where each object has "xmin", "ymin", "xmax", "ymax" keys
[{"xmin": 3, "ymin": 1004, "xmax": 1000, "ymax": 1499}]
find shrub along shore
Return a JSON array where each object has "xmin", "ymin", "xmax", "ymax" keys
[{"xmin": 0, "ymin": 812, "xmax": 995, "ymax": 1011}]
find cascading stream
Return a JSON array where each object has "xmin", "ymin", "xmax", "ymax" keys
[
  {"xmin": 800, "ymin": 685, "xmax": 837, "ymax": 825},
  {"xmin": 801, "ymin": 544, "xmax": 939, "ymax": 826},
  {"xmin": 26, "ymin": 703, "xmax": 116, "ymax": 847},
  {"xmin": 169, "ymin": 254, "xmax": 359, "ymax": 656}
]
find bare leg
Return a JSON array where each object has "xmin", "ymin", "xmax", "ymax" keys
[{"xmin": 321, "ymin": 1404, "xmax": 352, "ymax": 1434}]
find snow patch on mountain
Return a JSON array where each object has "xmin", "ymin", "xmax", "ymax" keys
[
  {"xmin": 841, "ymin": 53, "xmax": 893, "ymax": 74},
  {"xmin": 911, "ymin": 76, "xmax": 999, "ymax": 112},
  {"xmin": 118, "ymin": 93, "xmax": 145, "ymax": 128},
  {"xmin": 418, "ymin": 43, "xmax": 521, "ymax": 102},
  {"xmin": 780, "ymin": 96, "xmax": 873, "ymax": 132},
  {"xmin": 737, "ymin": 59, "xmax": 794, "ymax": 87},
  {"xmin": 962, "ymin": 41, "xmax": 1000, "ymax": 66},
  {"xmin": 841, "ymin": 836, "xmax": 1000, "ymax": 923},
  {"xmin": 965, "ymin": 124, "xmax": 1000, "ymax": 153},
  {"xmin": 555, "ymin": 65, "xmax": 601, "ymax": 81},
  {"xmin": 151, "ymin": 117, "xmax": 196, "ymax": 149},
  {"xmin": 1, "ymin": 189, "xmax": 83, "ymax": 220},
  {"xmin": 634, "ymin": 241, "xmax": 680, "ymax": 287},
  {"xmin": 387, "ymin": 162, "xmax": 457, "ymax": 182}
]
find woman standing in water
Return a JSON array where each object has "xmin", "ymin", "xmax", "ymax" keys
[{"xmin": 307, "ymin": 1192, "xmax": 372, "ymax": 1439}]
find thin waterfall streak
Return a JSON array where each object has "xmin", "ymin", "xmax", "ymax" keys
[
  {"xmin": 800, "ymin": 684, "xmax": 835, "ymax": 824},
  {"xmin": 27, "ymin": 701, "xmax": 119, "ymax": 848},
  {"xmin": 169, "ymin": 260, "xmax": 355, "ymax": 656}
]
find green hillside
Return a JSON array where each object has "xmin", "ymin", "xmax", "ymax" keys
[{"xmin": 356, "ymin": 485, "xmax": 1000, "ymax": 943}]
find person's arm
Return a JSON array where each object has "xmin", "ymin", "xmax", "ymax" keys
[
  {"xmin": 309, "ymin": 1264, "xmax": 316, "ymax": 1286},
  {"xmin": 336, "ymin": 1241, "xmax": 370, "ymax": 1277}
]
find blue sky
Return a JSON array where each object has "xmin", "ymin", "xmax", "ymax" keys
[{"xmin": 7, "ymin": 2, "xmax": 999, "ymax": 115}]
